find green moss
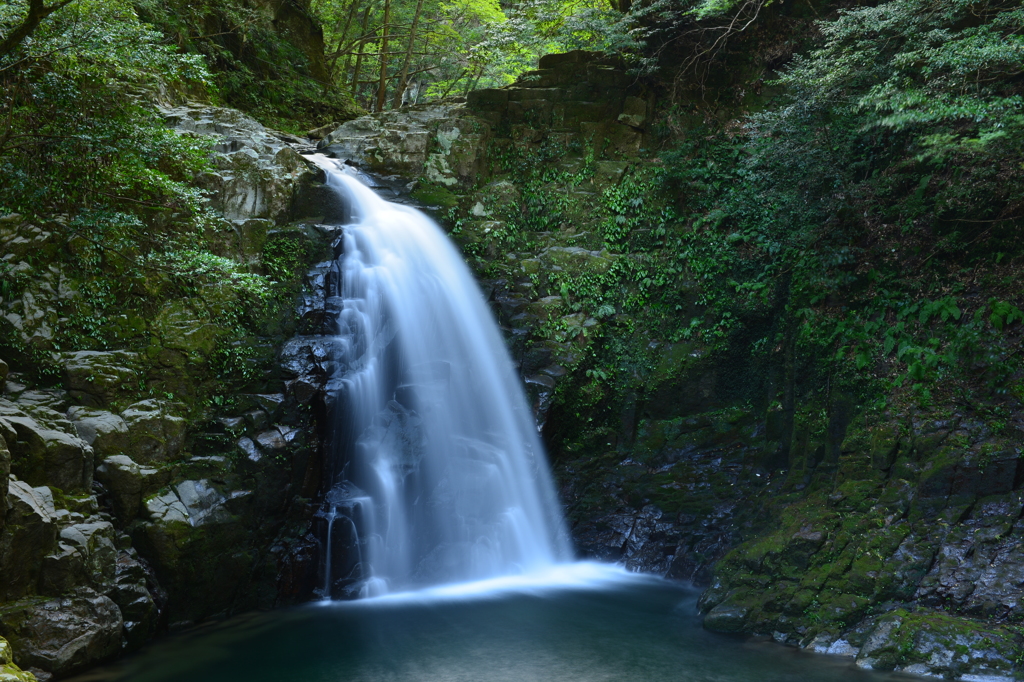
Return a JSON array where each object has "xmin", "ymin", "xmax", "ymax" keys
[{"xmin": 411, "ymin": 183, "xmax": 460, "ymax": 209}]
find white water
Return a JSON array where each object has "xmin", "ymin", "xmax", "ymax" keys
[{"xmin": 311, "ymin": 156, "xmax": 572, "ymax": 597}]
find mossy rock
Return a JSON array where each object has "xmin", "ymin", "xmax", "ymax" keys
[{"xmin": 411, "ymin": 182, "xmax": 460, "ymax": 208}]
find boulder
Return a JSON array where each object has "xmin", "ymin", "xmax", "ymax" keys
[
  {"xmin": 317, "ymin": 103, "xmax": 479, "ymax": 183},
  {"xmin": 66, "ymin": 407, "xmax": 129, "ymax": 459},
  {"xmin": 0, "ymin": 407, "xmax": 93, "ymax": 493},
  {"xmin": 161, "ymin": 105, "xmax": 315, "ymax": 225},
  {"xmin": 109, "ymin": 551, "xmax": 158, "ymax": 650},
  {"xmin": 703, "ymin": 601, "xmax": 750, "ymax": 633},
  {"xmin": 94, "ymin": 455, "xmax": 167, "ymax": 522},
  {"xmin": 0, "ymin": 636, "xmax": 36, "ymax": 682},
  {"xmin": 0, "ymin": 592, "xmax": 122, "ymax": 677},
  {"xmin": 2, "ymin": 480, "xmax": 57, "ymax": 600},
  {"xmin": 120, "ymin": 401, "xmax": 186, "ymax": 464},
  {"xmin": 62, "ymin": 351, "xmax": 138, "ymax": 407}
]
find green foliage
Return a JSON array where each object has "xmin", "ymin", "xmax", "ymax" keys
[
  {"xmin": 134, "ymin": 0, "xmax": 361, "ymax": 130},
  {"xmin": 0, "ymin": 0, "xmax": 291, "ymax": 400},
  {"xmin": 1, "ymin": 0, "xmax": 214, "ymax": 236},
  {"xmin": 654, "ymin": 0, "xmax": 1024, "ymax": 408},
  {"xmin": 312, "ymin": 0, "xmax": 639, "ymax": 110}
]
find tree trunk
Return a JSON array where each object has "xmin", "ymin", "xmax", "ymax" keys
[
  {"xmin": 375, "ymin": 0, "xmax": 392, "ymax": 112},
  {"xmin": 391, "ymin": 0, "xmax": 424, "ymax": 108},
  {"xmin": 350, "ymin": 4, "xmax": 372, "ymax": 99},
  {"xmin": 328, "ymin": 0, "xmax": 360, "ymax": 76}
]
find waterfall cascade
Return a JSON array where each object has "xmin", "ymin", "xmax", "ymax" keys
[{"xmin": 310, "ymin": 156, "xmax": 572, "ymax": 598}]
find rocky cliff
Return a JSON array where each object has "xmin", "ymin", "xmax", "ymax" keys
[
  {"xmin": 311, "ymin": 49, "xmax": 1024, "ymax": 681},
  {"xmin": 0, "ymin": 103, "xmax": 344, "ymax": 680}
]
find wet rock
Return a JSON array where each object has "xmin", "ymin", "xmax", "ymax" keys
[
  {"xmin": 2, "ymin": 480, "xmax": 57, "ymax": 600},
  {"xmin": 0, "ymin": 592, "xmax": 122, "ymax": 677},
  {"xmin": 133, "ymin": 482, "xmax": 255, "ymax": 625},
  {"xmin": 40, "ymin": 522, "xmax": 117, "ymax": 594},
  {"xmin": 278, "ymin": 336, "xmax": 337, "ymax": 379},
  {"xmin": 94, "ymin": 456, "xmax": 167, "ymax": 522},
  {"xmin": 573, "ymin": 504, "xmax": 678, "ymax": 573},
  {"xmin": 144, "ymin": 480, "xmax": 240, "ymax": 528},
  {"xmin": 0, "ymin": 402, "xmax": 93, "ymax": 493},
  {"xmin": 144, "ymin": 491, "xmax": 190, "ymax": 525},
  {"xmin": 66, "ymin": 407, "xmax": 129, "ymax": 459},
  {"xmin": 0, "ymin": 636, "xmax": 36, "ymax": 681},
  {"xmin": 108, "ymin": 552, "xmax": 158, "ymax": 651},
  {"xmin": 120, "ymin": 400, "xmax": 186, "ymax": 464},
  {"xmin": 62, "ymin": 351, "xmax": 138, "ymax": 407},
  {"xmin": 703, "ymin": 601, "xmax": 749, "ymax": 633}
]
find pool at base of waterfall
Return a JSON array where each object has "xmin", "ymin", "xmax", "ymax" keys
[{"xmin": 69, "ymin": 565, "xmax": 914, "ymax": 682}]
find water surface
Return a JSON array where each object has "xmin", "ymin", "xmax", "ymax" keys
[{"xmin": 74, "ymin": 566, "xmax": 915, "ymax": 682}]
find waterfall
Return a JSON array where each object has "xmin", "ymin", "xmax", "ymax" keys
[{"xmin": 310, "ymin": 156, "xmax": 572, "ymax": 598}]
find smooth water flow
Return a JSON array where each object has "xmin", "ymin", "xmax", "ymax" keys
[
  {"xmin": 76, "ymin": 573, "xmax": 914, "ymax": 682},
  {"xmin": 312, "ymin": 156, "xmax": 572, "ymax": 596},
  {"xmin": 69, "ymin": 160, "xmax": 916, "ymax": 682}
]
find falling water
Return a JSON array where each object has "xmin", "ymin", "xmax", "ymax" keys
[{"xmin": 310, "ymin": 156, "xmax": 572, "ymax": 598}]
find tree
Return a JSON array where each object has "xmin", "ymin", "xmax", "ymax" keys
[
  {"xmin": 311, "ymin": 0, "xmax": 637, "ymax": 111},
  {"xmin": 0, "ymin": 0, "xmax": 76, "ymax": 60}
]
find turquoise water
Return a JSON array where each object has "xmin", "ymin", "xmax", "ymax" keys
[{"xmin": 70, "ymin": 566, "xmax": 915, "ymax": 682}]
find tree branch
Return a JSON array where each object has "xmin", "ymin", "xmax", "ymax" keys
[{"xmin": 0, "ymin": 0, "xmax": 77, "ymax": 61}]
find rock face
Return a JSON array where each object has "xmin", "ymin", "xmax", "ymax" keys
[
  {"xmin": 162, "ymin": 105, "xmax": 316, "ymax": 227},
  {"xmin": 0, "ymin": 459, "xmax": 158, "ymax": 677},
  {"xmin": 313, "ymin": 49, "xmax": 1024, "ymax": 682},
  {"xmin": 0, "ymin": 102, "xmax": 330, "ymax": 677},
  {"xmin": 0, "ymin": 400, "xmax": 94, "ymax": 494},
  {"xmin": 316, "ymin": 50, "xmax": 648, "ymax": 196},
  {"xmin": 63, "ymin": 352, "xmax": 139, "ymax": 408},
  {"xmin": 0, "ymin": 592, "xmax": 122, "ymax": 676},
  {"xmin": 695, "ymin": 419, "xmax": 1024, "ymax": 679},
  {"xmin": 119, "ymin": 400, "xmax": 186, "ymax": 464}
]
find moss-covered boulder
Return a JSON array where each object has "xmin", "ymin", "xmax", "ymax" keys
[
  {"xmin": 0, "ymin": 637, "xmax": 36, "ymax": 682},
  {"xmin": 120, "ymin": 400, "xmax": 187, "ymax": 464},
  {"xmin": 63, "ymin": 352, "xmax": 139, "ymax": 408}
]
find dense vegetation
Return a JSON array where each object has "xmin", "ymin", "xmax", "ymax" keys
[
  {"xmin": 1, "ymin": 0, "xmax": 1023, "ymax": 671},
  {"xmin": 502, "ymin": 0, "xmax": 1024, "ymax": 466},
  {"xmin": 0, "ymin": 0, "xmax": 313, "ymax": 403},
  {"xmin": 667, "ymin": 0, "xmax": 1024, "ymax": 413}
]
